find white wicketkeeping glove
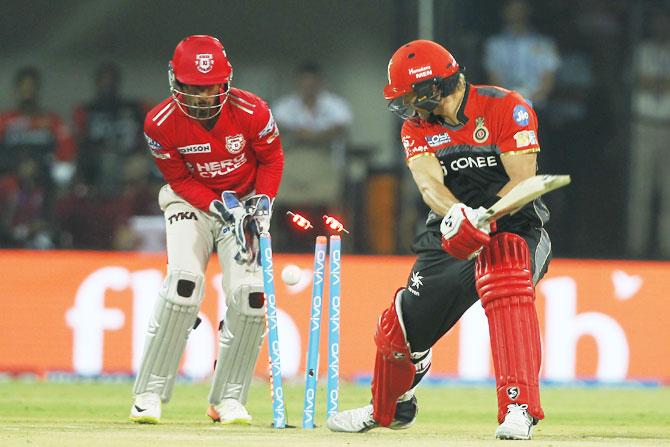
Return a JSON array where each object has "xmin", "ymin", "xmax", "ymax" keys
[
  {"xmin": 244, "ymin": 194, "xmax": 272, "ymax": 266},
  {"xmin": 210, "ymin": 191, "xmax": 252, "ymax": 263},
  {"xmin": 245, "ymin": 194, "xmax": 272, "ymax": 235}
]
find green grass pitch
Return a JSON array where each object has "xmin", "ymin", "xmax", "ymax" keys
[{"xmin": 0, "ymin": 380, "xmax": 668, "ymax": 446}]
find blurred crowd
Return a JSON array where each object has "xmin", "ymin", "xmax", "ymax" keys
[
  {"xmin": 1, "ymin": 0, "xmax": 668, "ymax": 259},
  {"xmin": 0, "ymin": 63, "xmax": 162, "ymax": 250}
]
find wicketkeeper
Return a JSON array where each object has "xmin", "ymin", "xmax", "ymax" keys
[
  {"xmin": 129, "ymin": 35, "xmax": 283, "ymax": 425},
  {"xmin": 327, "ymin": 40, "xmax": 551, "ymax": 440}
]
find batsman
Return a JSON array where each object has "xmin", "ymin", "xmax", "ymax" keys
[
  {"xmin": 129, "ymin": 35, "xmax": 283, "ymax": 424},
  {"xmin": 328, "ymin": 40, "xmax": 552, "ymax": 440}
]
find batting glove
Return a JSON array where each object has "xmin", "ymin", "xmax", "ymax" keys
[{"xmin": 440, "ymin": 203, "xmax": 496, "ymax": 260}]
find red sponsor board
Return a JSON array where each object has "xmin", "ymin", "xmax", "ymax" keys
[{"xmin": 1, "ymin": 250, "xmax": 668, "ymax": 383}]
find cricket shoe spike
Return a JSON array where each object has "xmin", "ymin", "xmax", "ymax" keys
[
  {"xmin": 129, "ymin": 392, "xmax": 161, "ymax": 424},
  {"xmin": 495, "ymin": 403, "xmax": 535, "ymax": 440},
  {"xmin": 207, "ymin": 398, "xmax": 252, "ymax": 425},
  {"xmin": 326, "ymin": 396, "xmax": 418, "ymax": 433}
]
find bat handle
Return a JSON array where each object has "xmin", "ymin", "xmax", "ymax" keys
[{"xmin": 477, "ymin": 212, "xmax": 494, "ymax": 228}]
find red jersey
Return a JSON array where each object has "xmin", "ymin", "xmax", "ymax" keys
[
  {"xmin": 401, "ymin": 84, "xmax": 548, "ymax": 230},
  {"xmin": 0, "ymin": 110, "xmax": 76, "ymax": 164},
  {"xmin": 144, "ymin": 88, "xmax": 283, "ymax": 211}
]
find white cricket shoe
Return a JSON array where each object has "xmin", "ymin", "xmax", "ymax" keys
[
  {"xmin": 129, "ymin": 392, "xmax": 161, "ymax": 424},
  {"xmin": 327, "ymin": 396, "xmax": 418, "ymax": 433},
  {"xmin": 495, "ymin": 403, "xmax": 535, "ymax": 440},
  {"xmin": 207, "ymin": 398, "xmax": 252, "ymax": 425},
  {"xmin": 327, "ymin": 404, "xmax": 377, "ymax": 432}
]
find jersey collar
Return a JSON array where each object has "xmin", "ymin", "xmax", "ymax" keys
[
  {"xmin": 428, "ymin": 82, "xmax": 471, "ymax": 129},
  {"xmin": 456, "ymin": 82, "xmax": 471, "ymax": 125}
]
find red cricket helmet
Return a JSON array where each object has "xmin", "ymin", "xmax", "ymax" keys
[
  {"xmin": 168, "ymin": 35, "xmax": 233, "ymax": 120},
  {"xmin": 383, "ymin": 40, "xmax": 460, "ymax": 100}
]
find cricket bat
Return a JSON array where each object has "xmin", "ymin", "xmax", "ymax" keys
[{"xmin": 477, "ymin": 174, "xmax": 571, "ymax": 226}]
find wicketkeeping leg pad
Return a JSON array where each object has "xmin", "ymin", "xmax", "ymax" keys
[
  {"xmin": 372, "ymin": 289, "xmax": 416, "ymax": 427},
  {"xmin": 475, "ymin": 233, "xmax": 544, "ymax": 423},
  {"xmin": 133, "ymin": 270, "xmax": 205, "ymax": 402},
  {"xmin": 208, "ymin": 283, "xmax": 266, "ymax": 406}
]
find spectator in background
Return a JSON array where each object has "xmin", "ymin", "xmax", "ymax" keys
[
  {"xmin": 0, "ymin": 66, "xmax": 76, "ymax": 248},
  {"xmin": 56, "ymin": 152, "xmax": 160, "ymax": 250},
  {"xmin": 484, "ymin": 0, "xmax": 565, "ymax": 254},
  {"xmin": 72, "ymin": 62, "xmax": 150, "ymax": 197},
  {"xmin": 537, "ymin": 2, "xmax": 620, "ymax": 258},
  {"xmin": 273, "ymin": 62, "xmax": 352, "ymax": 166},
  {"xmin": 273, "ymin": 62, "xmax": 352, "ymax": 250},
  {"xmin": 58, "ymin": 62, "xmax": 160, "ymax": 250},
  {"xmin": 0, "ymin": 157, "xmax": 49, "ymax": 248},
  {"xmin": 483, "ymin": 0, "xmax": 560, "ymax": 107},
  {"xmin": 627, "ymin": 7, "xmax": 670, "ymax": 258}
]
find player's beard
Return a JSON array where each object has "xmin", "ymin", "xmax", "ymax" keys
[{"xmin": 192, "ymin": 100, "xmax": 214, "ymax": 119}]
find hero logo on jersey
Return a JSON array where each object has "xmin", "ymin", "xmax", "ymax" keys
[
  {"xmin": 195, "ymin": 53, "xmax": 214, "ymax": 73},
  {"xmin": 513, "ymin": 130, "xmax": 537, "ymax": 148},
  {"xmin": 225, "ymin": 134, "xmax": 246, "ymax": 154},
  {"xmin": 425, "ymin": 132, "xmax": 451, "ymax": 147},
  {"xmin": 144, "ymin": 132, "xmax": 170, "ymax": 159},
  {"xmin": 513, "ymin": 105, "xmax": 530, "ymax": 126},
  {"xmin": 408, "ymin": 65, "xmax": 433, "ymax": 79},
  {"xmin": 195, "ymin": 154, "xmax": 247, "ymax": 178},
  {"xmin": 177, "ymin": 143, "xmax": 212, "ymax": 154}
]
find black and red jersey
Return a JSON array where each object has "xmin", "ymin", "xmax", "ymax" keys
[
  {"xmin": 401, "ymin": 83, "xmax": 549, "ymax": 231},
  {"xmin": 73, "ymin": 98, "xmax": 149, "ymax": 194},
  {"xmin": 144, "ymin": 88, "xmax": 283, "ymax": 211},
  {"xmin": 0, "ymin": 110, "xmax": 76, "ymax": 175}
]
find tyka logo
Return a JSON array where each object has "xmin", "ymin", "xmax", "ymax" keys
[{"xmin": 167, "ymin": 211, "xmax": 198, "ymax": 224}]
